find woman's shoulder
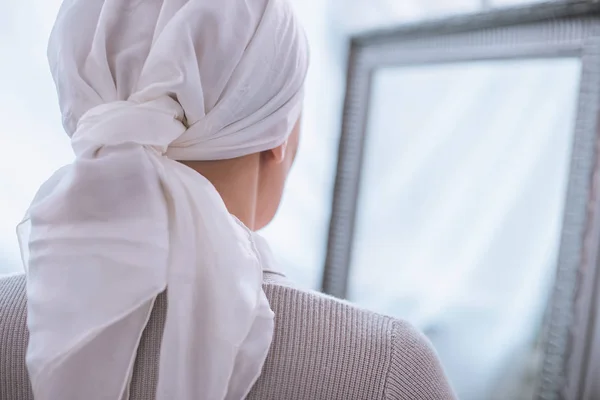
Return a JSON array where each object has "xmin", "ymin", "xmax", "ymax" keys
[
  {"xmin": 255, "ymin": 279, "xmax": 457, "ymax": 400},
  {"xmin": 0, "ymin": 273, "xmax": 455, "ymax": 399}
]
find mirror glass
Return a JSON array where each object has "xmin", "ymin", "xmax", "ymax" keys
[{"xmin": 348, "ymin": 58, "xmax": 582, "ymax": 399}]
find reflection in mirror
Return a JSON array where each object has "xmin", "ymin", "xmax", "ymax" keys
[{"xmin": 348, "ymin": 59, "xmax": 581, "ymax": 400}]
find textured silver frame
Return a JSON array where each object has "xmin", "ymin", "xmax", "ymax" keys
[{"xmin": 322, "ymin": 1, "xmax": 600, "ymax": 399}]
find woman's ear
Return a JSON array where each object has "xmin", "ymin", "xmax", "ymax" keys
[{"xmin": 264, "ymin": 140, "xmax": 287, "ymax": 164}]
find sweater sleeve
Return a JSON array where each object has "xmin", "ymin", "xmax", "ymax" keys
[{"xmin": 384, "ymin": 320, "xmax": 457, "ymax": 400}]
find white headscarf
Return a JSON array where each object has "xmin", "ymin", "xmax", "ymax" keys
[{"xmin": 17, "ymin": 0, "xmax": 308, "ymax": 399}]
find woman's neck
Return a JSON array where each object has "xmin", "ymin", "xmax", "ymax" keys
[{"xmin": 180, "ymin": 155, "xmax": 260, "ymax": 230}]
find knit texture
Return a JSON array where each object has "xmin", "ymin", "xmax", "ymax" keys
[{"xmin": 0, "ymin": 274, "xmax": 455, "ymax": 399}]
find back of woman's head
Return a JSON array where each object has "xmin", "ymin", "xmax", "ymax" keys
[{"xmin": 50, "ymin": 0, "xmax": 308, "ymax": 160}]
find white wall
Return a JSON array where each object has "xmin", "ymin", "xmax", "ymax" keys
[{"xmin": 0, "ymin": 0, "xmax": 68, "ymax": 275}]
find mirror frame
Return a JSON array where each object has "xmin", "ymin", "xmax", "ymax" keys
[{"xmin": 322, "ymin": 1, "xmax": 600, "ymax": 399}]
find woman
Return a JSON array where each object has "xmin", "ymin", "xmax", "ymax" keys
[{"xmin": 0, "ymin": 0, "xmax": 456, "ymax": 399}]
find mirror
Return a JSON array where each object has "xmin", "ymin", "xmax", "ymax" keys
[
  {"xmin": 322, "ymin": 3, "xmax": 600, "ymax": 399},
  {"xmin": 348, "ymin": 59, "xmax": 581, "ymax": 400}
]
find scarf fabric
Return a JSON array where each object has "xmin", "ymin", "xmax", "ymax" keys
[{"xmin": 16, "ymin": 0, "xmax": 308, "ymax": 398}]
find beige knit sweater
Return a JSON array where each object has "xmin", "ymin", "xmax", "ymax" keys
[{"xmin": 0, "ymin": 273, "xmax": 456, "ymax": 399}]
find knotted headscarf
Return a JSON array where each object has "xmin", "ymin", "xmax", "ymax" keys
[{"xmin": 17, "ymin": 0, "xmax": 308, "ymax": 398}]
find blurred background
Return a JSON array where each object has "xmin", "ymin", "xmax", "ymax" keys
[{"xmin": 0, "ymin": 0, "xmax": 580, "ymax": 399}]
